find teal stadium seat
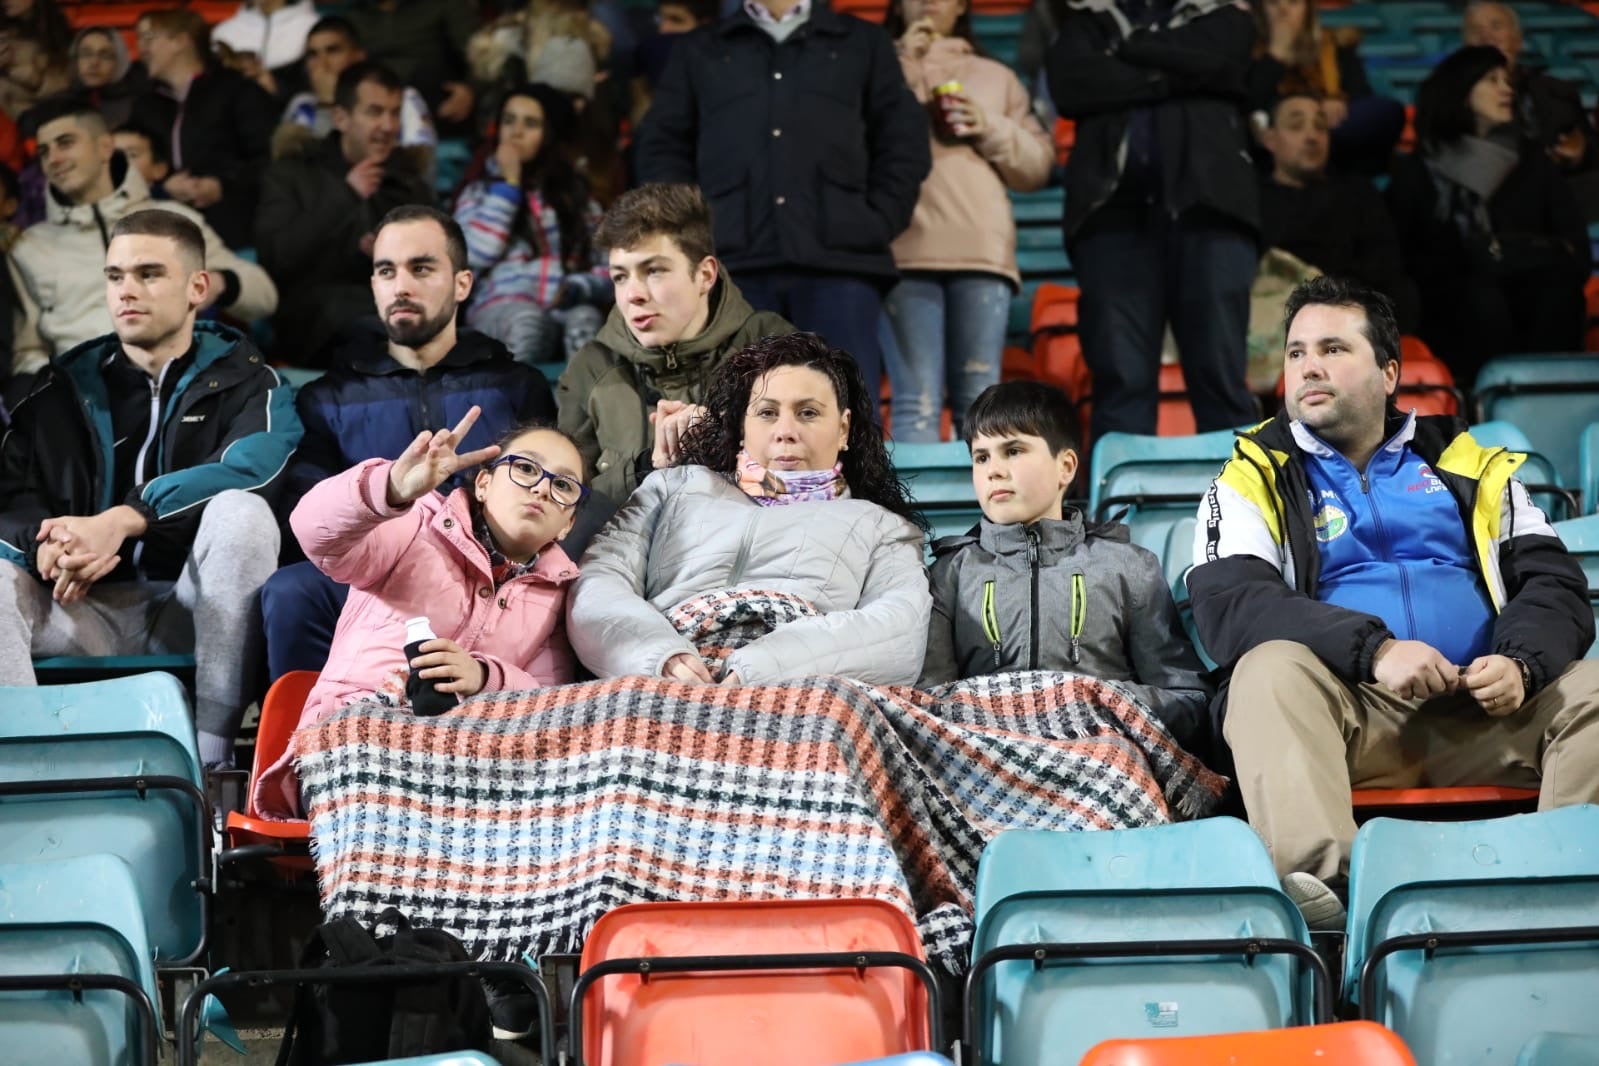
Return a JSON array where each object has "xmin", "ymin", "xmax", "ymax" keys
[
  {"xmin": 1551, "ymin": 514, "xmax": 1599, "ymax": 658},
  {"xmin": 0, "ymin": 674, "xmax": 210, "ymax": 964},
  {"xmin": 0, "ymin": 854, "xmax": 161, "ymax": 1066},
  {"xmin": 1087, "ymin": 430, "xmax": 1237, "ymax": 556},
  {"xmin": 31, "ymin": 654, "xmax": 197, "ymax": 684},
  {"xmin": 1473, "ymin": 353, "xmax": 1599, "ymax": 492},
  {"xmin": 1348, "ymin": 806, "xmax": 1599, "ymax": 1064},
  {"xmin": 1467, "ymin": 420, "xmax": 1578, "ymax": 521},
  {"xmin": 1581, "ymin": 423, "xmax": 1599, "ymax": 514},
  {"xmin": 966, "ymin": 821, "xmax": 1330, "ymax": 1066},
  {"xmin": 888, "ymin": 440, "xmax": 983, "ymax": 549}
]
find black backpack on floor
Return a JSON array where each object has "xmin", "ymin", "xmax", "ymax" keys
[{"xmin": 276, "ymin": 907, "xmax": 493, "ymax": 1065}]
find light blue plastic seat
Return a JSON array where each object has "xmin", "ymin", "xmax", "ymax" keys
[
  {"xmin": 1551, "ymin": 515, "xmax": 1599, "ymax": 658},
  {"xmin": 0, "ymin": 854, "xmax": 161, "ymax": 1066},
  {"xmin": 31, "ymin": 654, "xmax": 197, "ymax": 684},
  {"xmin": 1515, "ymin": 1032, "xmax": 1599, "ymax": 1066},
  {"xmin": 841, "ymin": 1055, "xmax": 954, "ymax": 1066},
  {"xmin": 1088, "ymin": 430, "xmax": 1237, "ymax": 556},
  {"xmin": 1466, "ymin": 420, "xmax": 1576, "ymax": 520},
  {"xmin": 1580, "ymin": 423, "xmax": 1599, "ymax": 514},
  {"xmin": 889, "ymin": 440, "xmax": 983, "ymax": 558},
  {"xmin": 0, "ymin": 674, "xmax": 208, "ymax": 964},
  {"xmin": 1348, "ymin": 806, "xmax": 1599, "ymax": 1064},
  {"xmin": 968, "ymin": 820, "xmax": 1325, "ymax": 1066},
  {"xmin": 1473, "ymin": 354, "xmax": 1599, "ymax": 491}
]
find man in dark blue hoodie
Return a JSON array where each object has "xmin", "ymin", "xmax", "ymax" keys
[{"xmin": 260, "ymin": 205, "xmax": 561, "ymax": 680}]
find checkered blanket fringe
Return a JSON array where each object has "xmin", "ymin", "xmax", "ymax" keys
[{"xmin": 295, "ymin": 589, "xmax": 1227, "ymax": 974}]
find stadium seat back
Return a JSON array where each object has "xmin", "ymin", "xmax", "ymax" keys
[
  {"xmin": 1580, "ymin": 423, "xmax": 1599, "ymax": 514},
  {"xmin": 971, "ymin": 822, "xmax": 1316, "ymax": 1065},
  {"xmin": 1347, "ymin": 806, "xmax": 1599, "ymax": 1063},
  {"xmin": 1553, "ymin": 515, "xmax": 1599, "ymax": 658},
  {"xmin": 1077, "ymin": 1020, "xmax": 1417, "ymax": 1065},
  {"xmin": 0, "ymin": 674, "xmax": 205, "ymax": 962},
  {"xmin": 1088, "ymin": 431, "xmax": 1235, "ymax": 556},
  {"xmin": 575, "ymin": 898, "xmax": 933, "ymax": 1066},
  {"xmin": 1473, "ymin": 354, "xmax": 1599, "ymax": 489},
  {"xmin": 224, "ymin": 671, "xmax": 319, "ymax": 871},
  {"xmin": 0, "ymin": 854, "xmax": 159, "ymax": 1066},
  {"xmin": 1468, "ymin": 422, "xmax": 1574, "ymax": 520}
]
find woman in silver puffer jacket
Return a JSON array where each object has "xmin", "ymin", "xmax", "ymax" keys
[{"xmin": 568, "ymin": 332, "xmax": 932, "ymax": 686}]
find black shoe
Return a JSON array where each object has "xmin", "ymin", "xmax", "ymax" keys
[{"xmin": 483, "ymin": 977, "xmax": 537, "ymax": 1041}]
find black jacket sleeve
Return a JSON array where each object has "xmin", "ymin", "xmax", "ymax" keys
[
  {"xmin": 634, "ymin": 34, "xmax": 701, "ymax": 184},
  {"xmin": 1492, "ymin": 530, "xmax": 1595, "ymax": 692},
  {"xmin": 256, "ymin": 161, "xmax": 370, "ymax": 281},
  {"xmin": 861, "ymin": 21, "xmax": 933, "ymax": 240},
  {"xmin": 0, "ymin": 377, "xmax": 55, "ymax": 574},
  {"xmin": 1188, "ymin": 553, "xmax": 1394, "ymax": 682}
]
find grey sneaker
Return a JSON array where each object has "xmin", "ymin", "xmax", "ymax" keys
[{"xmin": 1283, "ymin": 871, "xmax": 1348, "ymax": 931}]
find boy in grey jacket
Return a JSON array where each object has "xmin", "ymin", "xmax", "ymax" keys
[{"xmin": 919, "ymin": 381, "xmax": 1212, "ymax": 749}]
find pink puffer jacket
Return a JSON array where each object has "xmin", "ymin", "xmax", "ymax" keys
[{"xmin": 254, "ymin": 458, "xmax": 579, "ymax": 818}]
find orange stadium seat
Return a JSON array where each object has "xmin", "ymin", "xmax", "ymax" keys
[
  {"xmin": 223, "ymin": 669, "xmax": 318, "ymax": 875},
  {"xmin": 1079, "ymin": 1021, "xmax": 1417, "ymax": 1065}
]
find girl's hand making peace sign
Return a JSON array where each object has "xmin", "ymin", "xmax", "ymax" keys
[{"xmin": 385, "ymin": 406, "xmax": 503, "ymax": 507}]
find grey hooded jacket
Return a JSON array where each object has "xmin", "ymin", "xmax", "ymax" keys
[
  {"xmin": 920, "ymin": 510, "xmax": 1211, "ymax": 745},
  {"xmin": 568, "ymin": 465, "xmax": 931, "ymax": 685}
]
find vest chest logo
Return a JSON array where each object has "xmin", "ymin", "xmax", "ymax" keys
[
  {"xmin": 181, "ymin": 414, "xmax": 206, "ymax": 423},
  {"xmin": 1313, "ymin": 500, "xmax": 1349, "ymax": 543},
  {"xmin": 1407, "ymin": 464, "xmax": 1446, "ymax": 494}
]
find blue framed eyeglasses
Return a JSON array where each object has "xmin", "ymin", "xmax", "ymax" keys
[{"xmin": 489, "ymin": 454, "xmax": 589, "ymax": 507}]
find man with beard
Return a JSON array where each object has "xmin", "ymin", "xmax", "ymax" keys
[
  {"xmin": 255, "ymin": 60, "xmax": 433, "ymax": 364},
  {"xmin": 259, "ymin": 205, "xmax": 558, "ymax": 680}
]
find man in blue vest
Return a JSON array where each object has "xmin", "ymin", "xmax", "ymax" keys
[{"xmin": 1188, "ymin": 275, "xmax": 1599, "ymax": 929}]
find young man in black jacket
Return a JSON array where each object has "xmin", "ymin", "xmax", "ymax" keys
[
  {"xmin": 1047, "ymin": 0, "xmax": 1260, "ymax": 440},
  {"xmin": 1188, "ymin": 276, "xmax": 1599, "ymax": 929},
  {"xmin": 0, "ymin": 210, "xmax": 303, "ymax": 769},
  {"xmin": 634, "ymin": 0, "xmax": 930, "ymax": 407}
]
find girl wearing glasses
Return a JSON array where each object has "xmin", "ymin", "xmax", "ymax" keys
[{"xmin": 259, "ymin": 409, "xmax": 589, "ymax": 815}]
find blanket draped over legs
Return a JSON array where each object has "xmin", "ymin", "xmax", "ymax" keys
[{"xmin": 294, "ymin": 591, "xmax": 1227, "ymax": 972}]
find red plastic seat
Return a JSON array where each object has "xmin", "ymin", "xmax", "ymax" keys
[
  {"xmin": 574, "ymin": 898, "xmax": 936, "ymax": 1066},
  {"xmin": 224, "ymin": 669, "xmax": 318, "ymax": 873},
  {"xmin": 1156, "ymin": 363, "xmax": 1197, "ymax": 437},
  {"xmin": 1078, "ymin": 1021, "xmax": 1416, "ymax": 1065},
  {"xmin": 1352, "ymin": 785, "xmax": 1539, "ymax": 811}
]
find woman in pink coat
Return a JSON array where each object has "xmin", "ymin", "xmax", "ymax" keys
[{"xmin": 255, "ymin": 409, "xmax": 588, "ymax": 817}]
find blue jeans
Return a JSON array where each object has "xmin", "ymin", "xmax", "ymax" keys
[
  {"xmin": 880, "ymin": 272, "xmax": 1009, "ymax": 442},
  {"xmin": 737, "ymin": 271, "xmax": 885, "ymax": 409},
  {"xmin": 1071, "ymin": 209, "xmax": 1257, "ymax": 440},
  {"xmin": 261, "ymin": 561, "xmax": 349, "ymax": 681}
]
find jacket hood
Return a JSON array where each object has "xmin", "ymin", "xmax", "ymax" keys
[
  {"xmin": 46, "ymin": 150, "xmax": 150, "ymax": 227},
  {"xmin": 593, "ymin": 270, "xmax": 760, "ymax": 376}
]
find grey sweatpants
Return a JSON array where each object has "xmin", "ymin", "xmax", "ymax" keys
[
  {"xmin": 469, "ymin": 299, "xmax": 605, "ymax": 366},
  {"xmin": 0, "ymin": 490, "xmax": 279, "ymax": 755}
]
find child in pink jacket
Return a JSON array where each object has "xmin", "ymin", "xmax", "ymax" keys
[{"xmin": 255, "ymin": 409, "xmax": 589, "ymax": 818}]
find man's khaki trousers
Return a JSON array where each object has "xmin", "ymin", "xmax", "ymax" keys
[{"xmin": 1224, "ymin": 640, "xmax": 1599, "ymax": 881}]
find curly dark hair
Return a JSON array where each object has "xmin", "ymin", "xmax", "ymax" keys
[{"xmin": 677, "ymin": 333, "xmax": 924, "ymax": 529}]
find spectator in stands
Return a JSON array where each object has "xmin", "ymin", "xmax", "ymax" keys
[
  {"xmin": 0, "ymin": 22, "xmax": 70, "ymax": 122},
  {"xmin": 1245, "ymin": 0, "xmax": 1404, "ymax": 176},
  {"xmin": 557, "ymin": 183, "xmax": 793, "ymax": 505},
  {"xmin": 65, "ymin": 26, "xmax": 142, "ymax": 128},
  {"xmin": 921, "ymin": 380, "xmax": 1212, "ymax": 747},
  {"xmin": 7, "ymin": 101, "xmax": 277, "ymax": 381},
  {"xmin": 261, "ymin": 205, "xmax": 558, "ymax": 681},
  {"xmin": 634, "ymin": 0, "xmax": 931, "ymax": 410},
  {"xmin": 1046, "ymin": 0, "xmax": 1260, "ymax": 441},
  {"xmin": 1462, "ymin": 0, "xmax": 1599, "ymax": 216},
  {"xmin": 259, "ymin": 414, "xmax": 588, "ymax": 815},
  {"xmin": 1259, "ymin": 93, "xmax": 1418, "ymax": 331},
  {"xmin": 133, "ymin": 8, "xmax": 277, "ymax": 249},
  {"xmin": 0, "ymin": 161, "xmax": 18, "ymax": 385},
  {"xmin": 630, "ymin": 0, "xmax": 717, "ymax": 126},
  {"xmin": 469, "ymin": 0, "xmax": 611, "ymax": 103},
  {"xmin": 882, "ymin": 0, "xmax": 1052, "ymax": 443},
  {"xmin": 453, "ymin": 83, "xmax": 609, "ymax": 366},
  {"xmin": 1387, "ymin": 45, "xmax": 1589, "ymax": 389},
  {"xmin": 112, "ymin": 116, "xmax": 170, "ymax": 194},
  {"xmin": 345, "ymin": 0, "xmax": 478, "ymax": 134},
  {"xmin": 256, "ymin": 61, "xmax": 435, "ymax": 365},
  {"xmin": 212, "ymin": 0, "xmax": 321, "ymax": 99},
  {"xmin": 0, "ymin": 209, "xmax": 302, "ymax": 769},
  {"xmin": 569, "ymin": 331, "xmax": 929, "ymax": 685},
  {"xmin": 0, "ymin": 160, "xmax": 18, "ymax": 253},
  {"xmin": 1188, "ymin": 275, "xmax": 1599, "ymax": 928},
  {"xmin": 0, "ymin": 0, "xmax": 68, "ymax": 55},
  {"xmin": 275, "ymin": 16, "xmax": 436, "ymax": 166}
]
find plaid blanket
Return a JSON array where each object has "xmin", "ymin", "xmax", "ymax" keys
[{"xmin": 296, "ymin": 590, "xmax": 1227, "ymax": 972}]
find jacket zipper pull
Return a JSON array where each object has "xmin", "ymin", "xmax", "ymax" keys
[
  {"xmin": 982, "ymin": 579, "xmax": 1002, "ymax": 669},
  {"xmin": 665, "ymin": 345, "xmax": 678, "ymax": 371},
  {"xmin": 1069, "ymin": 572, "xmax": 1085, "ymax": 666}
]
